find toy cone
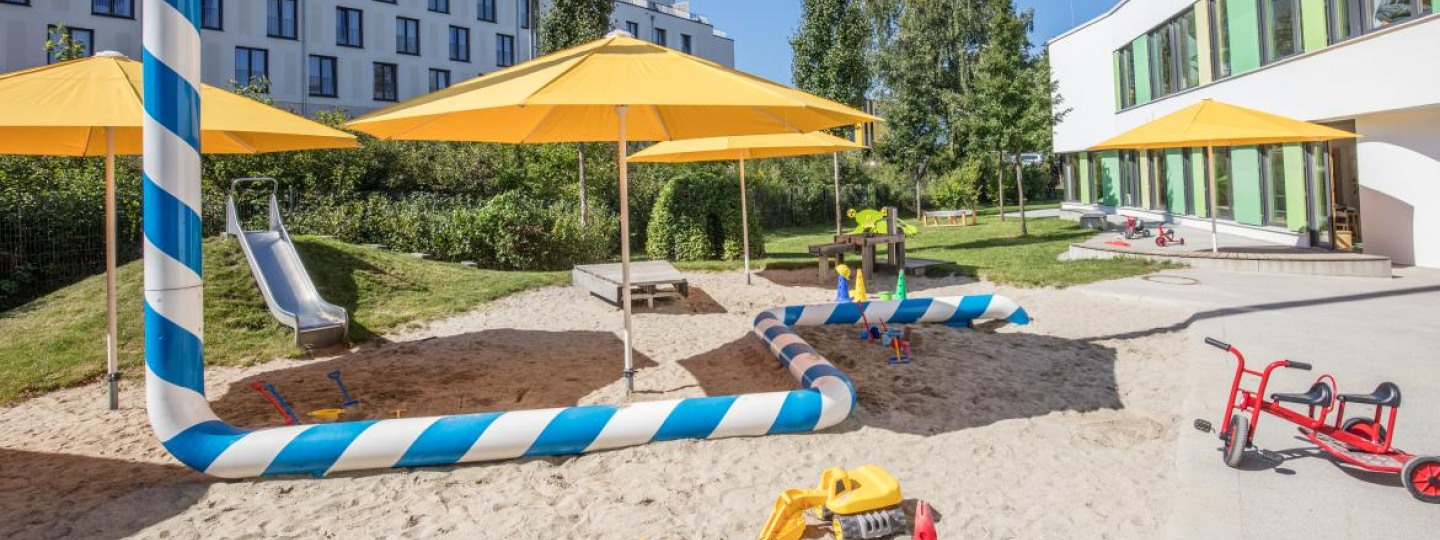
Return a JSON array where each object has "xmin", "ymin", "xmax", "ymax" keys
[
  {"xmin": 835, "ymin": 264, "xmax": 853, "ymax": 303},
  {"xmin": 896, "ymin": 272, "xmax": 908, "ymax": 300},
  {"xmin": 914, "ymin": 500, "xmax": 937, "ymax": 540},
  {"xmin": 852, "ymin": 269, "xmax": 868, "ymax": 303}
]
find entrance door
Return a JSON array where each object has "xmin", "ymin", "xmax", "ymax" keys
[
  {"xmin": 1305, "ymin": 142, "xmax": 1334, "ymax": 249},
  {"xmin": 1324, "ymin": 120, "xmax": 1361, "ymax": 251}
]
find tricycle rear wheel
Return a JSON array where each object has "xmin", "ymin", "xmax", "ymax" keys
[
  {"xmin": 1402, "ymin": 456, "xmax": 1440, "ymax": 504},
  {"xmin": 1341, "ymin": 417, "xmax": 1388, "ymax": 445},
  {"xmin": 1224, "ymin": 414, "xmax": 1249, "ymax": 468}
]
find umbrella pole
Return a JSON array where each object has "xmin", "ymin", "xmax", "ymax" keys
[
  {"xmin": 1208, "ymin": 144, "xmax": 1219, "ymax": 254},
  {"xmin": 833, "ymin": 152, "xmax": 841, "ymax": 237},
  {"xmin": 105, "ymin": 127, "xmax": 119, "ymax": 411},
  {"xmin": 617, "ymin": 106, "xmax": 635, "ymax": 394},
  {"xmin": 740, "ymin": 158, "xmax": 750, "ymax": 285}
]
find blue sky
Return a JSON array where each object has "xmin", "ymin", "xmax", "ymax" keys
[{"xmin": 690, "ymin": 0, "xmax": 1119, "ymax": 85}]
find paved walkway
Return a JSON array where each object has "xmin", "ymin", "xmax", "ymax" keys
[{"xmin": 1078, "ymin": 267, "xmax": 1440, "ymax": 538}]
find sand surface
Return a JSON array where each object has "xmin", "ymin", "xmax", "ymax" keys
[{"xmin": 0, "ymin": 270, "xmax": 1195, "ymax": 539}]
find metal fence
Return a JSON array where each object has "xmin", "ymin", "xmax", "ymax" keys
[{"xmin": 0, "ymin": 189, "xmax": 143, "ymax": 311}]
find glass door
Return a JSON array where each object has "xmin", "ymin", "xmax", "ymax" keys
[{"xmin": 1305, "ymin": 142, "xmax": 1334, "ymax": 249}]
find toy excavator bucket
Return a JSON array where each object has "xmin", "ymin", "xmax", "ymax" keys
[
  {"xmin": 757, "ymin": 487, "xmax": 827, "ymax": 540},
  {"xmin": 757, "ymin": 466, "xmax": 904, "ymax": 540}
]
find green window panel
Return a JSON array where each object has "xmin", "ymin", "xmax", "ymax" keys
[
  {"xmin": 1166, "ymin": 149, "xmax": 1189, "ymax": 215},
  {"xmin": 1132, "ymin": 36, "xmax": 1152, "ymax": 104},
  {"xmin": 1113, "ymin": 51, "xmax": 1123, "ymax": 110},
  {"xmin": 1101, "ymin": 150, "xmax": 1122, "ymax": 206},
  {"xmin": 1195, "ymin": 1, "xmax": 1214, "ymax": 84},
  {"xmin": 1078, "ymin": 153, "xmax": 1092, "ymax": 203},
  {"xmin": 1231, "ymin": 146, "xmax": 1264, "ymax": 225},
  {"xmin": 1225, "ymin": 0, "xmax": 1262, "ymax": 75},
  {"xmin": 1300, "ymin": 0, "xmax": 1328, "ymax": 51},
  {"xmin": 1283, "ymin": 143, "xmax": 1310, "ymax": 232},
  {"xmin": 1191, "ymin": 148, "xmax": 1210, "ymax": 218}
]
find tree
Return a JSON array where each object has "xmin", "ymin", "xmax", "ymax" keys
[
  {"xmin": 44, "ymin": 25, "xmax": 89, "ymax": 63},
  {"xmin": 957, "ymin": 1, "xmax": 1037, "ymax": 235},
  {"xmin": 792, "ymin": 0, "xmax": 870, "ymax": 109},
  {"xmin": 868, "ymin": 0, "xmax": 986, "ymax": 219},
  {"xmin": 539, "ymin": 0, "xmax": 614, "ymax": 225}
]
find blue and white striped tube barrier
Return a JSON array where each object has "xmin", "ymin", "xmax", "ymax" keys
[{"xmin": 137, "ymin": 0, "xmax": 1034, "ymax": 480}]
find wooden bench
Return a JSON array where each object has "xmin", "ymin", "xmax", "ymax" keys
[
  {"xmin": 808, "ymin": 242, "xmax": 857, "ymax": 282},
  {"xmin": 923, "ymin": 209, "xmax": 976, "ymax": 227},
  {"xmin": 572, "ymin": 261, "xmax": 690, "ymax": 308}
]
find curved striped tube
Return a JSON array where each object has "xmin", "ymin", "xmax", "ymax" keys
[{"xmin": 136, "ymin": 0, "xmax": 1034, "ymax": 479}]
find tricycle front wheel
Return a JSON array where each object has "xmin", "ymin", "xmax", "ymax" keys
[
  {"xmin": 1402, "ymin": 456, "xmax": 1440, "ymax": 504},
  {"xmin": 1224, "ymin": 414, "xmax": 1249, "ymax": 468}
]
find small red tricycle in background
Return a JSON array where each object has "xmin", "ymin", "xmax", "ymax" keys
[
  {"xmin": 1195, "ymin": 337, "xmax": 1440, "ymax": 503},
  {"xmin": 1154, "ymin": 221, "xmax": 1185, "ymax": 247}
]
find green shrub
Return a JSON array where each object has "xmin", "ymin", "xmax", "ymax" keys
[{"xmin": 646, "ymin": 173, "xmax": 764, "ymax": 262}]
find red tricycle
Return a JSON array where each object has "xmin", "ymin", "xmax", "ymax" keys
[
  {"xmin": 1154, "ymin": 221, "xmax": 1185, "ymax": 247},
  {"xmin": 1196, "ymin": 337, "xmax": 1440, "ymax": 503}
]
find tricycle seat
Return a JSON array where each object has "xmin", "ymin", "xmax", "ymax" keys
[
  {"xmin": 1272, "ymin": 382, "xmax": 1333, "ymax": 408},
  {"xmin": 1338, "ymin": 382, "xmax": 1401, "ymax": 408}
]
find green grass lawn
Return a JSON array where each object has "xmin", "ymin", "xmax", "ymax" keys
[
  {"xmin": 678, "ymin": 216, "xmax": 1167, "ymax": 287},
  {"xmin": 0, "ymin": 237, "xmax": 563, "ymax": 405}
]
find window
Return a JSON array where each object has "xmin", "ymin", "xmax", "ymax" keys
[
  {"xmin": 45, "ymin": 25, "xmax": 93, "ymax": 64},
  {"xmin": 1146, "ymin": 9, "xmax": 1199, "ymax": 99},
  {"xmin": 1213, "ymin": 147, "xmax": 1235, "ymax": 219},
  {"xmin": 625, "ymin": 21, "xmax": 640, "ymax": 37},
  {"xmin": 1062, "ymin": 154, "xmax": 1080, "ymax": 203},
  {"xmin": 496, "ymin": 33, "xmax": 515, "ymax": 66},
  {"xmin": 1116, "ymin": 44, "xmax": 1137, "ymax": 109},
  {"xmin": 92, "ymin": 0, "xmax": 133, "ymax": 18},
  {"xmin": 338, "ymin": 7, "xmax": 364, "ymax": 48},
  {"xmin": 2, "ymin": 0, "xmax": 32, "ymax": 6},
  {"xmin": 652, "ymin": 27, "xmax": 667, "ymax": 47},
  {"xmin": 429, "ymin": 0, "xmax": 450, "ymax": 13},
  {"xmin": 202, "ymin": 0, "xmax": 223, "ymax": 30},
  {"xmin": 375, "ymin": 0, "xmax": 396, "ymax": 3},
  {"xmin": 1305, "ymin": 142, "xmax": 1333, "ymax": 246},
  {"xmin": 1261, "ymin": 0, "xmax": 1302, "ymax": 63},
  {"xmin": 1120, "ymin": 151, "xmax": 1141, "ymax": 207},
  {"xmin": 1373, "ymin": 0, "xmax": 1432, "ymax": 26},
  {"xmin": 449, "ymin": 26, "xmax": 471, "ymax": 61},
  {"xmin": 520, "ymin": 0, "xmax": 531, "ymax": 29},
  {"xmin": 1149, "ymin": 150, "xmax": 1168, "ymax": 210},
  {"xmin": 1087, "ymin": 152, "xmax": 1103, "ymax": 205},
  {"xmin": 430, "ymin": 68, "xmax": 452, "ymax": 91},
  {"xmin": 374, "ymin": 62, "xmax": 399, "ymax": 101},
  {"xmin": 477, "ymin": 0, "xmax": 496, "ymax": 22},
  {"xmin": 681, "ymin": 33, "xmax": 693, "ymax": 54},
  {"xmin": 1261, "ymin": 145, "xmax": 1288, "ymax": 227},
  {"xmin": 397, "ymin": 17, "xmax": 420, "ymax": 55},
  {"xmin": 234, "ymin": 47, "xmax": 269, "ymax": 90},
  {"xmin": 309, "ymin": 55, "xmax": 338, "ymax": 97},
  {"xmin": 268, "ymin": 0, "xmax": 297, "ymax": 39},
  {"xmin": 1210, "ymin": 0, "xmax": 1232, "ymax": 79}
]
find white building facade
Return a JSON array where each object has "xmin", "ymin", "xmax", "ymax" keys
[
  {"xmin": 1049, "ymin": 0, "xmax": 1439, "ymax": 267},
  {"xmin": 0, "ymin": 0, "xmax": 734, "ymax": 117}
]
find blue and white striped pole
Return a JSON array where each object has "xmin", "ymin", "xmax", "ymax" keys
[{"xmin": 137, "ymin": 0, "xmax": 1034, "ymax": 479}]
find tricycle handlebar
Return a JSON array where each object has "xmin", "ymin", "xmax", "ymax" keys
[
  {"xmin": 1205, "ymin": 337, "xmax": 1231, "ymax": 351},
  {"xmin": 1286, "ymin": 361, "xmax": 1312, "ymax": 371}
]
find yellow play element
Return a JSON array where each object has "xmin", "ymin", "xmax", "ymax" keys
[
  {"xmin": 851, "ymin": 269, "xmax": 868, "ymax": 303},
  {"xmin": 308, "ymin": 408, "xmax": 344, "ymax": 422},
  {"xmin": 835, "ymin": 263, "xmax": 851, "ymax": 279},
  {"xmin": 757, "ymin": 465, "xmax": 906, "ymax": 540}
]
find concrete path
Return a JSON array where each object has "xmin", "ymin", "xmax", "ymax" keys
[
  {"xmin": 1078, "ymin": 267, "xmax": 1440, "ymax": 539},
  {"xmin": 997, "ymin": 208, "xmax": 1060, "ymax": 219}
]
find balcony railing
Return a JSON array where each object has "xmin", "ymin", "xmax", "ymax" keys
[{"xmin": 617, "ymin": 0, "xmax": 727, "ymax": 36}]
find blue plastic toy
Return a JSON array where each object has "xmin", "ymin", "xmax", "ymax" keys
[{"xmin": 328, "ymin": 370, "xmax": 360, "ymax": 408}]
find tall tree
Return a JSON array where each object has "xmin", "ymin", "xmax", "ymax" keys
[
  {"xmin": 791, "ymin": 0, "xmax": 870, "ymax": 108},
  {"xmin": 539, "ymin": 0, "xmax": 614, "ymax": 225},
  {"xmin": 958, "ymin": 0, "xmax": 1037, "ymax": 235},
  {"xmin": 868, "ymin": 0, "xmax": 986, "ymax": 218}
]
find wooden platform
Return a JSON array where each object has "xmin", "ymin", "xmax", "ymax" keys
[{"xmin": 572, "ymin": 261, "xmax": 690, "ymax": 308}]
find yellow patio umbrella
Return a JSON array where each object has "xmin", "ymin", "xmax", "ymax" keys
[
  {"xmin": 0, "ymin": 52, "xmax": 359, "ymax": 409},
  {"xmin": 629, "ymin": 132, "xmax": 866, "ymax": 284},
  {"xmin": 348, "ymin": 31, "xmax": 877, "ymax": 393},
  {"xmin": 1090, "ymin": 99, "xmax": 1356, "ymax": 252}
]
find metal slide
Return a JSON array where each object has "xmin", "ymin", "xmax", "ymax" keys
[{"xmin": 225, "ymin": 178, "xmax": 348, "ymax": 348}]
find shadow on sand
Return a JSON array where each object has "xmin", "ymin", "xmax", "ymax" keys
[{"xmin": 0, "ymin": 448, "xmax": 208, "ymax": 539}]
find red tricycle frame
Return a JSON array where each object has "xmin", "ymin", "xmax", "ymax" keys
[{"xmin": 1205, "ymin": 337, "xmax": 1440, "ymax": 503}]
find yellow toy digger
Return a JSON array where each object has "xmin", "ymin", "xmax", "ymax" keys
[{"xmin": 757, "ymin": 465, "xmax": 907, "ymax": 540}]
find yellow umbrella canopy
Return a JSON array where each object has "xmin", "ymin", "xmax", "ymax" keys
[
  {"xmin": 1088, "ymin": 99, "xmax": 1356, "ymax": 253},
  {"xmin": 1090, "ymin": 99, "xmax": 1356, "ymax": 150},
  {"xmin": 0, "ymin": 52, "xmax": 359, "ymax": 155},
  {"xmin": 347, "ymin": 32, "xmax": 877, "ymax": 394},
  {"xmin": 631, "ymin": 132, "xmax": 867, "ymax": 284},
  {"xmin": 0, "ymin": 52, "xmax": 357, "ymax": 410},
  {"xmin": 346, "ymin": 33, "xmax": 878, "ymax": 142}
]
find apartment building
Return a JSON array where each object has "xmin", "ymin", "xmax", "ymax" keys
[
  {"xmin": 0, "ymin": 0, "xmax": 734, "ymax": 116},
  {"xmin": 1049, "ymin": 1, "xmax": 1439, "ymax": 267}
]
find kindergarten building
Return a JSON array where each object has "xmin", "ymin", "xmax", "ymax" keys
[{"xmin": 1048, "ymin": 0, "xmax": 1439, "ymax": 268}]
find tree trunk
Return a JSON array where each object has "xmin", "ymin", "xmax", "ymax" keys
[
  {"xmin": 1015, "ymin": 151, "xmax": 1028, "ymax": 237},
  {"xmin": 996, "ymin": 150, "xmax": 1006, "ymax": 222},
  {"xmin": 914, "ymin": 156, "xmax": 930, "ymax": 220},
  {"xmin": 578, "ymin": 143, "xmax": 587, "ymax": 226}
]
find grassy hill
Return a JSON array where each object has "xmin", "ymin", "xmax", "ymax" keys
[{"xmin": 0, "ymin": 237, "xmax": 564, "ymax": 404}]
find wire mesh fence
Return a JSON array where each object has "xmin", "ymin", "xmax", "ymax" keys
[{"xmin": 0, "ymin": 188, "xmax": 143, "ymax": 311}]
